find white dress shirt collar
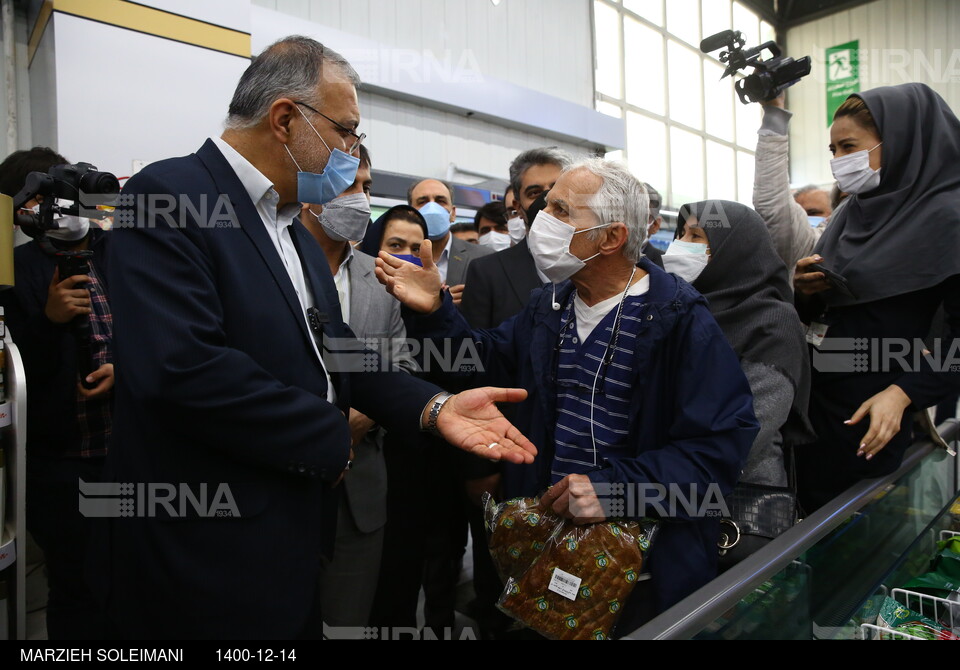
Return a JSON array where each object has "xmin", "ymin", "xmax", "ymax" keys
[{"xmin": 211, "ymin": 136, "xmax": 301, "ymax": 222}]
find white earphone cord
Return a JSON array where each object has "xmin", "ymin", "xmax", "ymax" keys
[{"xmin": 589, "ymin": 265, "xmax": 638, "ymax": 467}]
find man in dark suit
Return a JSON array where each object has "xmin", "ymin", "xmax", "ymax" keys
[
  {"xmin": 460, "ymin": 147, "xmax": 571, "ymax": 330},
  {"xmin": 407, "ymin": 178, "xmax": 492, "ymax": 306},
  {"xmin": 98, "ymin": 36, "xmax": 534, "ymax": 640}
]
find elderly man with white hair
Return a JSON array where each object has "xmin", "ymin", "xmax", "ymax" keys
[{"xmin": 376, "ymin": 158, "xmax": 759, "ymax": 629}]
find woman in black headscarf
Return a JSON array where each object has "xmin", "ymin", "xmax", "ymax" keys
[
  {"xmin": 793, "ymin": 83, "xmax": 960, "ymax": 511},
  {"xmin": 667, "ymin": 201, "xmax": 813, "ymax": 492},
  {"xmin": 359, "ymin": 205, "xmax": 428, "ymax": 260}
]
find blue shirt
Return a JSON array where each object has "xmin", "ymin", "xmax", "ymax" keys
[{"xmin": 552, "ymin": 291, "xmax": 649, "ymax": 482}]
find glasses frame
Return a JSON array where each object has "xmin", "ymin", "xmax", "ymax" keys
[{"xmin": 293, "ymin": 100, "xmax": 366, "ymax": 154}]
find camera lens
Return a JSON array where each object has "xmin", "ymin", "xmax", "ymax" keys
[{"xmin": 79, "ymin": 171, "xmax": 120, "ymax": 196}]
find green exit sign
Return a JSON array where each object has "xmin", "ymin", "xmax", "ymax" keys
[{"xmin": 826, "ymin": 40, "xmax": 860, "ymax": 127}]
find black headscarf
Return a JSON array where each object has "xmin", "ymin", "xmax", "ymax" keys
[
  {"xmin": 359, "ymin": 205, "xmax": 428, "ymax": 257},
  {"xmin": 679, "ymin": 200, "xmax": 814, "ymax": 444},
  {"xmin": 813, "ymin": 83, "xmax": 960, "ymax": 306}
]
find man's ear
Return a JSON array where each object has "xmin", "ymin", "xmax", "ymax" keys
[
  {"xmin": 602, "ymin": 222, "xmax": 629, "ymax": 255},
  {"xmin": 268, "ymin": 98, "xmax": 298, "ymax": 145},
  {"xmin": 449, "ymin": 206, "xmax": 457, "ymax": 223}
]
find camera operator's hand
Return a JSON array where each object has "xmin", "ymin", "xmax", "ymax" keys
[
  {"xmin": 763, "ymin": 91, "xmax": 786, "ymax": 109},
  {"xmin": 45, "ymin": 268, "xmax": 92, "ymax": 324},
  {"xmin": 78, "ymin": 363, "xmax": 114, "ymax": 399}
]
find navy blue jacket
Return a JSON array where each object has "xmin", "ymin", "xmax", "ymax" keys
[
  {"xmin": 405, "ymin": 259, "xmax": 758, "ymax": 621},
  {"xmin": 98, "ymin": 140, "xmax": 440, "ymax": 639}
]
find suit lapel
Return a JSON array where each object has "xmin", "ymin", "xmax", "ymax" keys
[
  {"xmin": 502, "ymin": 240, "xmax": 542, "ymax": 306},
  {"xmin": 346, "ymin": 257, "xmax": 374, "ymax": 334},
  {"xmin": 446, "ymin": 236, "xmax": 466, "ymax": 286},
  {"xmin": 291, "ymin": 222, "xmax": 350, "ymax": 412},
  {"xmin": 195, "ymin": 140, "xmax": 313, "ymax": 349}
]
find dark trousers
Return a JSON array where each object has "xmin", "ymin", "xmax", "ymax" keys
[
  {"xmin": 369, "ymin": 434, "xmax": 429, "ymax": 628},
  {"xmin": 27, "ymin": 456, "xmax": 106, "ymax": 640}
]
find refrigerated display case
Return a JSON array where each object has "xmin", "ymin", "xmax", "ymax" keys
[{"xmin": 625, "ymin": 419, "xmax": 960, "ymax": 640}]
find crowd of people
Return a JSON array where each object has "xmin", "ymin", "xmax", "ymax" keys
[{"xmin": 0, "ymin": 35, "xmax": 958, "ymax": 640}]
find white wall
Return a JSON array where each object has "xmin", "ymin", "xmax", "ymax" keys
[
  {"xmin": 786, "ymin": 0, "xmax": 960, "ymax": 187},
  {"xmin": 253, "ymin": 0, "xmax": 594, "ymax": 107},
  {"xmin": 47, "ymin": 12, "xmax": 250, "ymax": 179},
  {"xmin": 252, "ymin": 0, "xmax": 598, "ymax": 182},
  {"xmin": 358, "ymin": 88, "xmax": 588, "ymax": 182}
]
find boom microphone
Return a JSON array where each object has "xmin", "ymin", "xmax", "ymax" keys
[{"xmin": 700, "ymin": 29, "xmax": 737, "ymax": 54}]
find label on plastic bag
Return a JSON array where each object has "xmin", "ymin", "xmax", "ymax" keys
[{"xmin": 548, "ymin": 567, "xmax": 582, "ymax": 601}]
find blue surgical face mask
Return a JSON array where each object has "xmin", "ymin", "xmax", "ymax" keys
[
  {"xmin": 418, "ymin": 201, "xmax": 453, "ymax": 241},
  {"xmin": 392, "ymin": 254, "xmax": 423, "ymax": 267},
  {"xmin": 808, "ymin": 216, "xmax": 826, "ymax": 228},
  {"xmin": 284, "ymin": 106, "xmax": 360, "ymax": 206}
]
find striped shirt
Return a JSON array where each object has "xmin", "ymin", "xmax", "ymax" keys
[{"xmin": 551, "ymin": 290, "xmax": 649, "ymax": 483}]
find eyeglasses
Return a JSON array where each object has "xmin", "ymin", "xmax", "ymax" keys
[{"xmin": 293, "ymin": 100, "xmax": 366, "ymax": 154}]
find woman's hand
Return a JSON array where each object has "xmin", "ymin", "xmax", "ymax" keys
[
  {"xmin": 845, "ymin": 385, "xmax": 913, "ymax": 460},
  {"xmin": 794, "ymin": 255, "xmax": 831, "ymax": 295}
]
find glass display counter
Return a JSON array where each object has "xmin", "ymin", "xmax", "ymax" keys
[{"xmin": 626, "ymin": 420, "xmax": 959, "ymax": 640}]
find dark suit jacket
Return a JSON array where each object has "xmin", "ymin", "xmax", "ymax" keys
[
  {"xmin": 444, "ymin": 234, "xmax": 493, "ymax": 287},
  {"xmin": 98, "ymin": 139, "xmax": 439, "ymax": 639},
  {"xmin": 459, "ymin": 240, "xmax": 542, "ymax": 329}
]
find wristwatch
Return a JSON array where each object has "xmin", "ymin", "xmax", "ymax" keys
[{"xmin": 423, "ymin": 392, "xmax": 454, "ymax": 436}]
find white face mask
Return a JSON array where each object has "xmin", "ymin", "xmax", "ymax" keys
[
  {"xmin": 310, "ymin": 192, "xmax": 371, "ymax": 243},
  {"xmin": 478, "ymin": 230, "xmax": 512, "ymax": 252},
  {"xmin": 663, "ymin": 240, "xmax": 709, "ymax": 284},
  {"xmin": 830, "ymin": 142, "xmax": 882, "ymax": 194},
  {"xmin": 527, "ymin": 210, "xmax": 610, "ymax": 284},
  {"xmin": 507, "ymin": 216, "xmax": 526, "ymax": 244},
  {"xmin": 47, "ymin": 214, "xmax": 91, "ymax": 242}
]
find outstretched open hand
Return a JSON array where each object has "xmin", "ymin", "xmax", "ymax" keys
[{"xmin": 436, "ymin": 387, "xmax": 538, "ymax": 465}]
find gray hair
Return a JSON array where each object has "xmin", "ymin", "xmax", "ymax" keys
[
  {"xmin": 226, "ymin": 36, "xmax": 361, "ymax": 129},
  {"xmin": 508, "ymin": 147, "xmax": 573, "ymax": 201},
  {"xmin": 567, "ymin": 158, "xmax": 649, "ymax": 262},
  {"xmin": 793, "ymin": 184, "xmax": 824, "ymax": 200}
]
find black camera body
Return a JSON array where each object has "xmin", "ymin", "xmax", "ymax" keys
[
  {"xmin": 700, "ymin": 29, "xmax": 812, "ymax": 104},
  {"xmin": 12, "ymin": 161, "xmax": 119, "ymax": 240}
]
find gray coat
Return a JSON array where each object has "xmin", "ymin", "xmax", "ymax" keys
[
  {"xmin": 341, "ymin": 250, "xmax": 415, "ymax": 531},
  {"xmin": 444, "ymin": 234, "xmax": 494, "ymax": 287}
]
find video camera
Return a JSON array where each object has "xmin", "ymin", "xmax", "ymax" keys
[
  {"xmin": 12, "ymin": 162, "xmax": 119, "ymax": 240},
  {"xmin": 10, "ymin": 162, "xmax": 119, "ymax": 389},
  {"xmin": 700, "ymin": 29, "xmax": 812, "ymax": 104}
]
